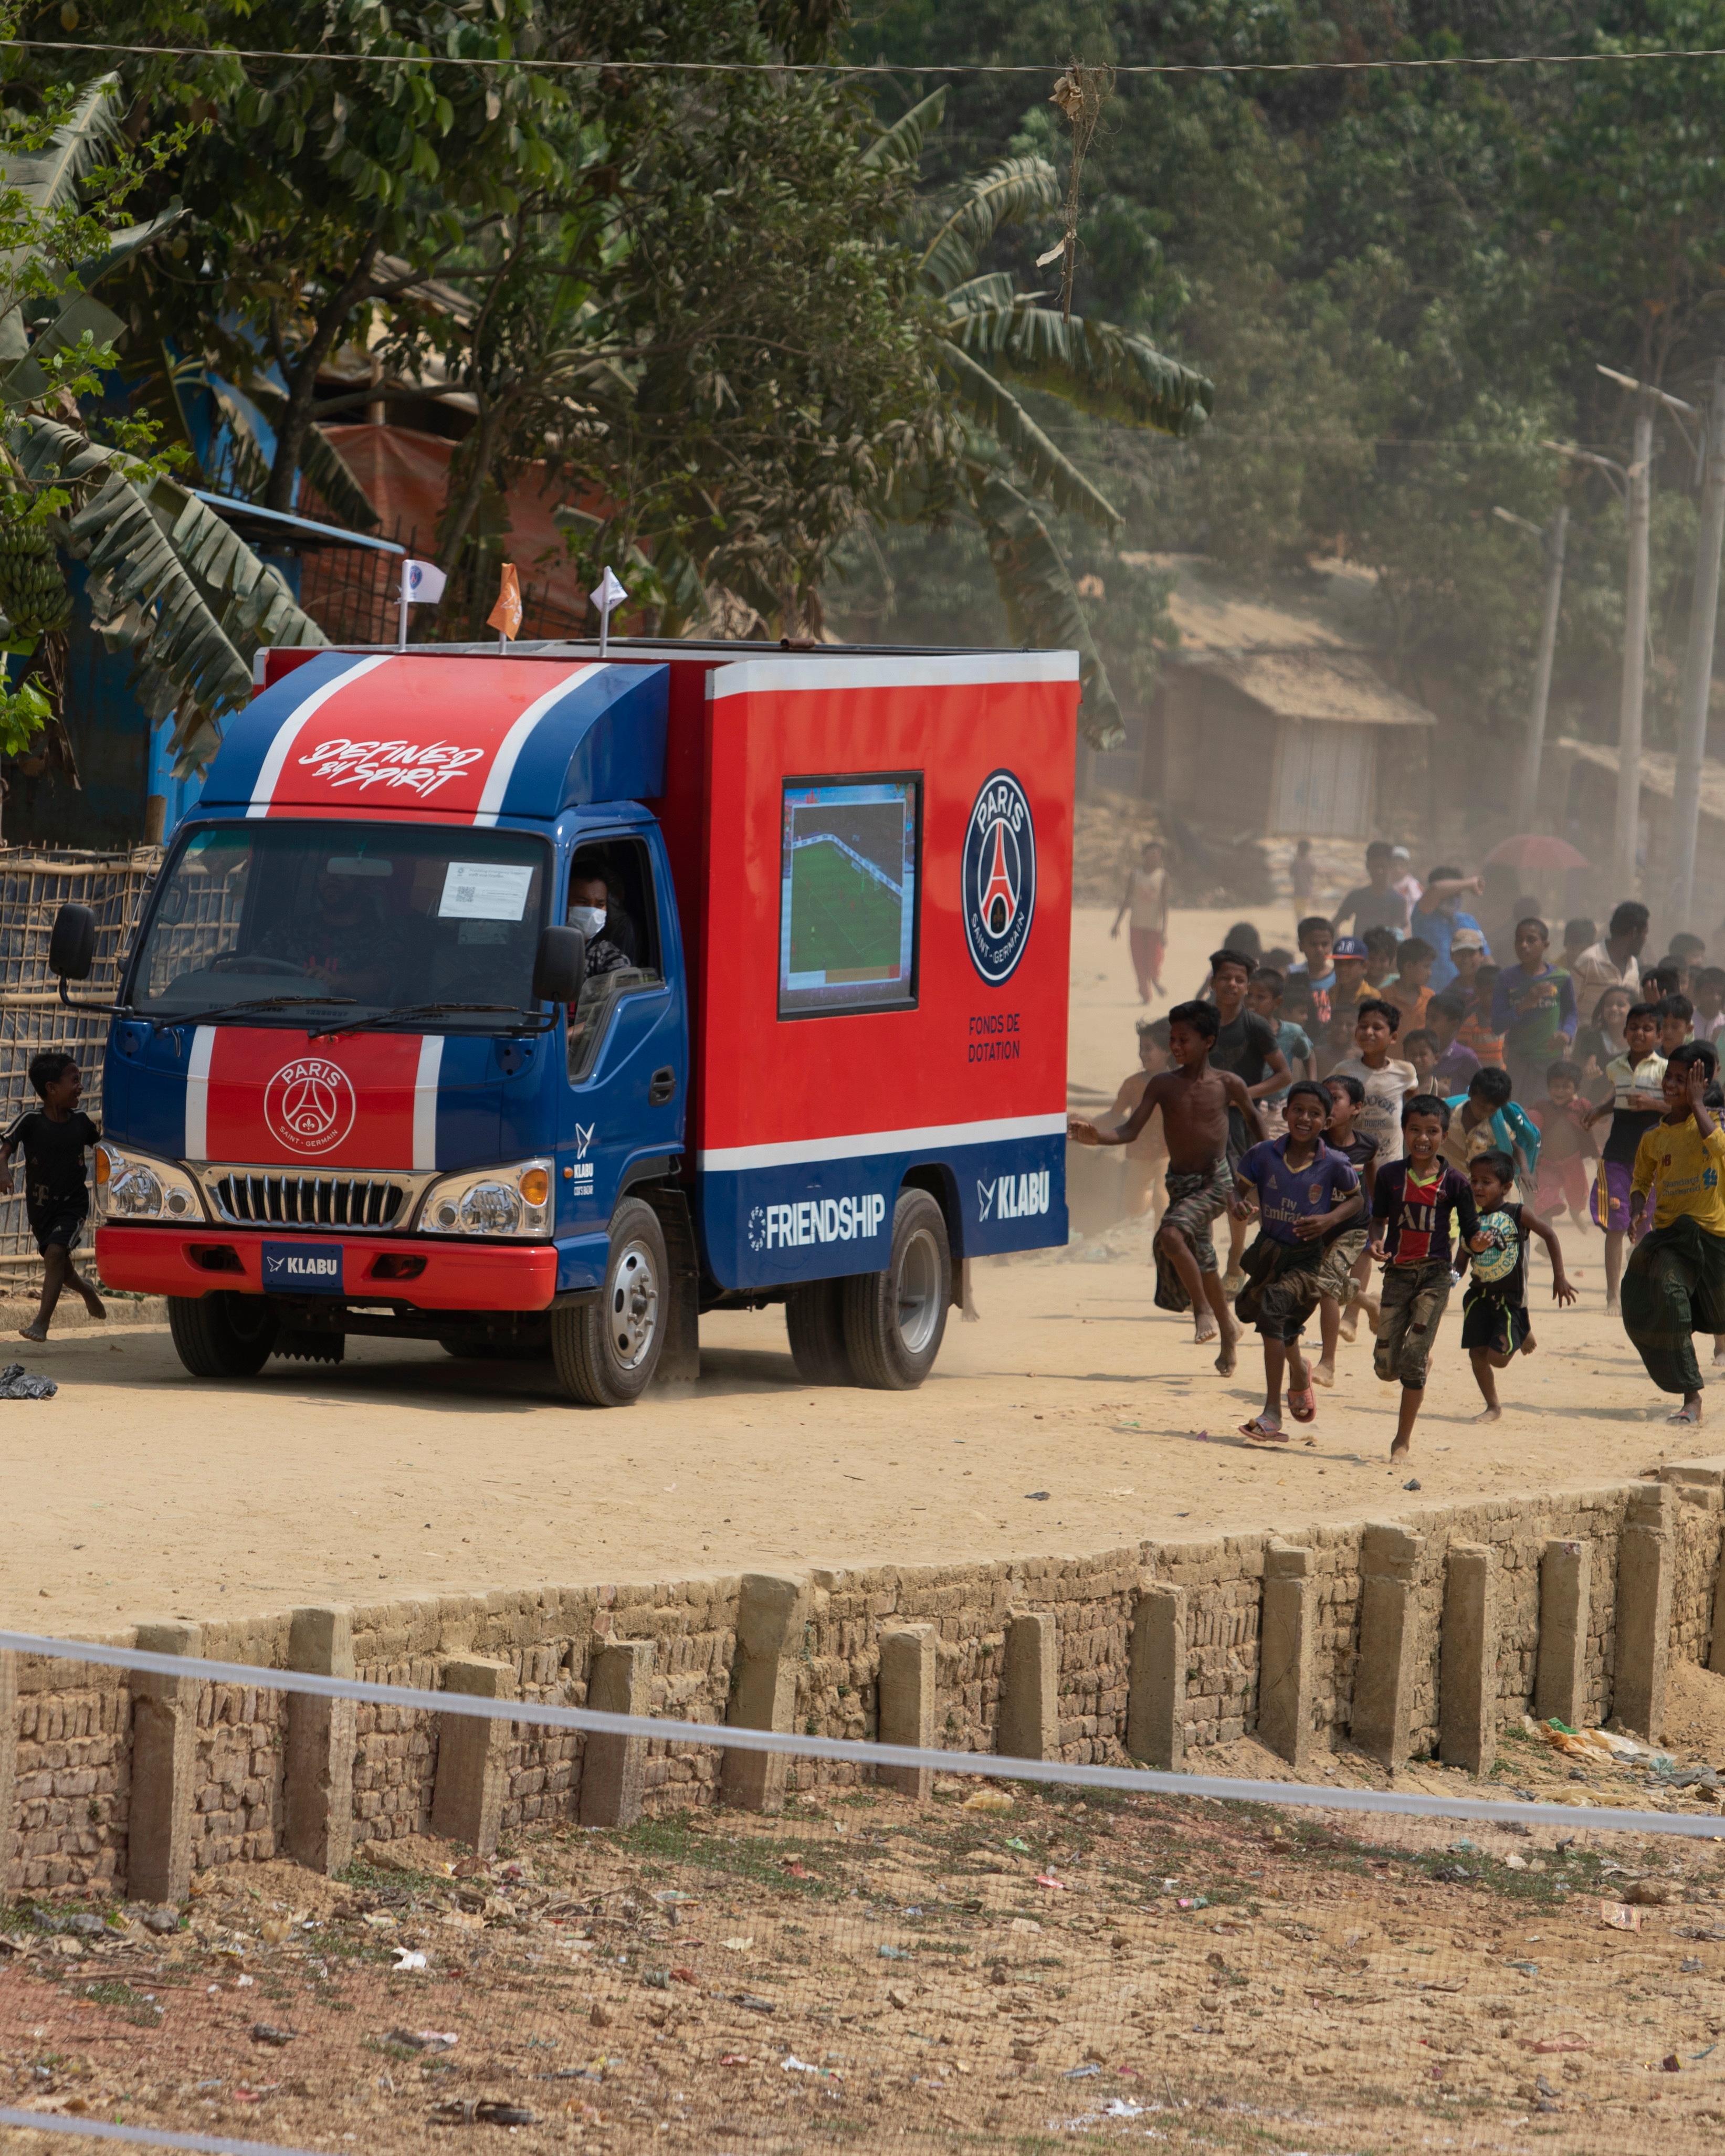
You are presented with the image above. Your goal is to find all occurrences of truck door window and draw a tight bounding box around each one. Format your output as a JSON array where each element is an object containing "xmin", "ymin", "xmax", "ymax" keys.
[{"xmin": 565, "ymin": 837, "xmax": 664, "ymax": 1081}]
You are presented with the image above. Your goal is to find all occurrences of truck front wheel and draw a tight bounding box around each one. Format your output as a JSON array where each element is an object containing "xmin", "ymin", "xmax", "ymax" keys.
[
  {"xmin": 167, "ymin": 1292, "xmax": 280, "ymax": 1378},
  {"xmin": 550, "ymin": 1197, "xmax": 668, "ymax": 1406},
  {"xmin": 841, "ymin": 1190, "xmax": 951, "ymax": 1390}
]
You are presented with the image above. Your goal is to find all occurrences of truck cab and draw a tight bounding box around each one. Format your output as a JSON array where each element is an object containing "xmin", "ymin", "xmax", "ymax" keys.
[{"xmin": 63, "ymin": 641, "xmax": 1076, "ymax": 1405}]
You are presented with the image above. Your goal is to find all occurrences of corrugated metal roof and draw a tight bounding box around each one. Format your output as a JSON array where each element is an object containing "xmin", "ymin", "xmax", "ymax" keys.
[
  {"xmin": 1186, "ymin": 647, "xmax": 1435, "ymax": 729},
  {"xmin": 1131, "ymin": 552, "xmax": 1435, "ymax": 729},
  {"xmin": 1554, "ymin": 736, "xmax": 1725, "ymax": 827}
]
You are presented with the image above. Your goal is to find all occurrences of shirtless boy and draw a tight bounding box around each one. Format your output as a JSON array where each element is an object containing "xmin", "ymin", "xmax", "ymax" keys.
[{"xmin": 1069, "ymin": 1000, "xmax": 1263, "ymax": 1373}]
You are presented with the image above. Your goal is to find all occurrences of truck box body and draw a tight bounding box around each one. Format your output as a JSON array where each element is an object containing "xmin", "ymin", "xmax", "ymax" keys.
[{"xmin": 89, "ymin": 640, "xmax": 1076, "ymax": 1396}]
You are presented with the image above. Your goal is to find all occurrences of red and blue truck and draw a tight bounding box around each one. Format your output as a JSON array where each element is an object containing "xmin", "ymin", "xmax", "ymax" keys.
[{"xmin": 49, "ymin": 640, "xmax": 1076, "ymax": 1405}]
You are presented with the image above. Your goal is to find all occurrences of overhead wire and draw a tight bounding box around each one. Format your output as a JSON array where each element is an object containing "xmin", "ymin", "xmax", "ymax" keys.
[{"xmin": 10, "ymin": 34, "xmax": 1725, "ymax": 76}]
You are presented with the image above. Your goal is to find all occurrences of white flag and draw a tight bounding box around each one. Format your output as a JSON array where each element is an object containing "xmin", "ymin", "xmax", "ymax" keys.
[
  {"xmin": 590, "ymin": 565, "xmax": 628, "ymax": 615},
  {"xmin": 403, "ymin": 558, "xmax": 447, "ymax": 605}
]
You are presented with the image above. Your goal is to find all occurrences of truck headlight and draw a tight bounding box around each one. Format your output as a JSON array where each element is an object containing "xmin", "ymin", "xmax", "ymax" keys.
[
  {"xmin": 95, "ymin": 1143, "xmax": 205, "ymax": 1224},
  {"xmin": 417, "ymin": 1158, "xmax": 553, "ymax": 1239}
]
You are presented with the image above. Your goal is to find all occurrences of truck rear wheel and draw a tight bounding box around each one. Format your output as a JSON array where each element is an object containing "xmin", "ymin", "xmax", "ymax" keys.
[
  {"xmin": 840, "ymin": 1189, "xmax": 951, "ymax": 1390},
  {"xmin": 785, "ymin": 1278, "xmax": 854, "ymax": 1384},
  {"xmin": 551, "ymin": 1197, "xmax": 667, "ymax": 1406},
  {"xmin": 167, "ymin": 1292, "xmax": 280, "ymax": 1379}
]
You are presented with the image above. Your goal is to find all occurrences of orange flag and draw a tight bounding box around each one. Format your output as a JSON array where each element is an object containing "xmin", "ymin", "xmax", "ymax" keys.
[{"xmin": 487, "ymin": 562, "xmax": 522, "ymax": 639}]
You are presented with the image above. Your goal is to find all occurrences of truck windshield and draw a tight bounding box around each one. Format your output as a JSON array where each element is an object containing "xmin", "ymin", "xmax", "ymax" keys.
[{"xmin": 129, "ymin": 822, "xmax": 551, "ymax": 1028}]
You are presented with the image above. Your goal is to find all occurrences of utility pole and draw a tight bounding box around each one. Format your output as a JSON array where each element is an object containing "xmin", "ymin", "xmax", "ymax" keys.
[
  {"xmin": 1594, "ymin": 365, "xmax": 1700, "ymax": 901},
  {"xmin": 1670, "ymin": 356, "xmax": 1725, "ymax": 930},
  {"xmin": 1495, "ymin": 503, "xmax": 1568, "ymax": 831}
]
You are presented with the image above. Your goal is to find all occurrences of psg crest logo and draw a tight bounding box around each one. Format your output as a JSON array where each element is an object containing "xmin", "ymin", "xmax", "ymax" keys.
[
  {"xmin": 962, "ymin": 769, "xmax": 1036, "ymax": 985},
  {"xmin": 264, "ymin": 1057, "xmax": 356, "ymax": 1156}
]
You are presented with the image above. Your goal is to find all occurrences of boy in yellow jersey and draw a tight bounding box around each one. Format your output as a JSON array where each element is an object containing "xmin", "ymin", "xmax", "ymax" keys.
[{"xmin": 1622, "ymin": 1041, "xmax": 1725, "ymax": 1424}]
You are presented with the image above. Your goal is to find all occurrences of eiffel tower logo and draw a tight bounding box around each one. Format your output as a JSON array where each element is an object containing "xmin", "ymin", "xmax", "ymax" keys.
[{"xmin": 980, "ymin": 818, "xmax": 1018, "ymax": 935}]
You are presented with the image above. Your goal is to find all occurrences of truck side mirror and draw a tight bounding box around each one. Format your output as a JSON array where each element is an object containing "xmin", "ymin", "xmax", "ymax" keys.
[
  {"xmin": 533, "ymin": 923, "xmax": 585, "ymax": 1005},
  {"xmin": 49, "ymin": 903, "xmax": 95, "ymax": 982}
]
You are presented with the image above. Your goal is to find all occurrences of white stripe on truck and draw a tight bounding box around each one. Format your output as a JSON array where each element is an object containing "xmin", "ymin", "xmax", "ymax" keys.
[
  {"xmin": 184, "ymin": 1026, "xmax": 215, "ymax": 1161},
  {"xmin": 412, "ymin": 1034, "xmax": 443, "ymax": 1171},
  {"xmin": 697, "ymin": 1111, "xmax": 1067, "ymax": 1173},
  {"xmin": 470, "ymin": 664, "xmax": 599, "ymax": 827},
  {"xmin": 245, "ymin": 653, "xmax": 392, "ymax": 818}
]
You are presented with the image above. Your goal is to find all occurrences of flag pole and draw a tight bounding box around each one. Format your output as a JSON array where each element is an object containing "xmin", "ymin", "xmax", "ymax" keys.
[{"xmin": 397, "ymin": 564, "xmax": 409, "ymax": 651}]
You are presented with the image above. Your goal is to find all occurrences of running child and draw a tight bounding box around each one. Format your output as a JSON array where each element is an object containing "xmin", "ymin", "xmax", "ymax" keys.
[
  {"xmin": 1584, "ymin": 998, "xmax": 1666, "ymax": 1313},
  {"xmin": 1426, "ymin": 992, "xmax": 1482, "ymax": 1094},
  {"xmin": 1441, "ymin": 1064, "xmax": 1541, "ymax": 1192},
  {"xmin": 1457, "ymin": 961, "xmax": 1507, "ymax": 1069},
  {"xmin": 1460, "ymin": 1149, "xmax": 1577, "ymax": 1422},
  {"xmin": 1362, "ymin": 925, "xmax": 1400, "ymax": 996},
  {"xmin": 1247, "ymin": 966, "xmax": 1313, "ymax": 1139},
  {"xmin": 0, "ymin": 1050, "xmax": 106, "ymax": 1342},
  {"xmin": 1328, "ymin": 996, "xmax": 1419, "ymax": 1165},
  {"xmin": 1229, "ymin": 1080, "xmax": 1364, "ymax": 1443},
  {"xmin": 1402, "ymin": 1027, "xmax": 1439, "ymax": 1091},
  {"xmin": 1622, "ymin": 1042, "xmax": 1725, "ymax": 1425},
  {"xmin": 1368, "ymin": 1095, "xmax": 1488, "ymax": 1459},
  {"xmin": 1111, "ymin": 837, "xmax": 1170, "ymax": 1003},
  {"xmin": 1530, "ymin": 1057, "xmax": 1596, "ymax": 1234},
  {"xmin": 1104, "ymin": 1018, "xmax": 1171, "ymax": 1225},
  {"xmin": 1288, "ymin": 917, "xmax": 1337, "ymax": 1028},
  {"xmin": 1695, "ymin": 966, "xmax": 1725, "ymax": 1046},
  {"xmin": 1068, "ymin": 1001, "xmax": 1263, "ymax": 1372},
  {"xmin": 1386, "ymin": 938, "xmax": 1436, "ymax": 1032},
  {"xmin": 1314, "ymin": 1071, "xmax": 1380, "ymax": 1379}
]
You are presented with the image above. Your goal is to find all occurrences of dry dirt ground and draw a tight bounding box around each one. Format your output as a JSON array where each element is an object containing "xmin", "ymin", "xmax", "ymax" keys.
[
  {"xmin": 8, "ymin": 1710, "xmax": 1725, "ymax": 2156},
  {"xmin": 0, "ymin": 904, "xmax": 1708, "ymax": 1636}
]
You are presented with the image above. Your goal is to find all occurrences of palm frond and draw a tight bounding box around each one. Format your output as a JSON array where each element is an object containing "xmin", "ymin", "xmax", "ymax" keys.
[
  {"xmin": 917, "ymin": 155, "xmax": 1060, "ymax": 296},
  {"xmin": 75, "ymin": 200, "xmax": 186, "ymax": 292},
  {"xmin": 973, "ymin": 471, "xmax": 1121, "ymax": 749},
  {"xmin": 0, "ymin": 290, "xmax": 124, "ymax": 405},
  {"xmin": 974, "ymin": 306, "xmax": 1214, "ymax": 437},
  {"xmin": 935, "ymin": 342, "xmax": 1122, "ymax": 529},
  {"xmin": 862, "ymin": 88, "xmax": 946, "ymax": 174},
  {"xmin": 942, "ymin": 272, "xmax": 1023, "ymax": 320},
  {"xmin": 1, "ymin": 73, "xmax": 123, "ymax": 213}
]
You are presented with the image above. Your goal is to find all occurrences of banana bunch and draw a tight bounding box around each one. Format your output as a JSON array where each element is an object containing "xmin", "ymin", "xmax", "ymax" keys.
[{"xmin": 0, "ymin": 520, "xmax": 70, "ymax": 636}]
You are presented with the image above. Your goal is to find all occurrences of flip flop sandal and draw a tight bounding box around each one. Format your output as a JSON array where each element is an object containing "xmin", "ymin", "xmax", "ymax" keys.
[
  {"xmin": 1669, "ymin": 1405, "xmax": 1703, "ymax": 1424},
  {"xmin": 1289, "ymin": 1387, "xmax": 1317, "ymax": 1424},
  {"xmin": 1239, "ymin": 1419, "xmax": 1288, "ymax": 1444}
]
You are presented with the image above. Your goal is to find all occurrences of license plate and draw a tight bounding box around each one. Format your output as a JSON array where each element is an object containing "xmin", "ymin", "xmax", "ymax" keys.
[{"xmin": 260, "ymin": 1241, "xmax": 344, "ymax": 1295}]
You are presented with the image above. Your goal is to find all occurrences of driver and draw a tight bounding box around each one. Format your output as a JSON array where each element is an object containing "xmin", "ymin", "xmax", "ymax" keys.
[
  {"xmin": 568, "ymin": 873, "xmax": 630, "ymax": 980},
  {"xmin": 257, "ymin": 861, "xmax": 402, "ymax": 1002}
]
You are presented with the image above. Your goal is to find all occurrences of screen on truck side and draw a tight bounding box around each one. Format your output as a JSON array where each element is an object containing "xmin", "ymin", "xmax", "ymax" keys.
[{"xmin": 777, "ymin": 777, "xmax": 920, "ymax": 1018}]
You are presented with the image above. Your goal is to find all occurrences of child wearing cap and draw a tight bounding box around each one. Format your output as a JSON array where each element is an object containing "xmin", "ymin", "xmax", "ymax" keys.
[{"xmin": 1332, "ymin": 936, "xmax": 1371, "ymax": 1005}]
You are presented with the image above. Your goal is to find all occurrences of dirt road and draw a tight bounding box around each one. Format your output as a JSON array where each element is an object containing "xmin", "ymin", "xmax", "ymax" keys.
[{"xmin": 0, "ymin": 901, "xmax": 1694, "ymax": 1634}]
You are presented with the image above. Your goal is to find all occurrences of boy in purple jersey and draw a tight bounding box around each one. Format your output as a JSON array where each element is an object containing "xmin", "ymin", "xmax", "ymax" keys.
[{"xmin": 1228, "ymin": 1080, "xmax": 1364, "ymax": 1444}]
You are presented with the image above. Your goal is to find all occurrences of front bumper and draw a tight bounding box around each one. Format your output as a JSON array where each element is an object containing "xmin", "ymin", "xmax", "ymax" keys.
[{"xmin": 96, "ymin": 1225, "xmax": 560, "ymax": 1312}]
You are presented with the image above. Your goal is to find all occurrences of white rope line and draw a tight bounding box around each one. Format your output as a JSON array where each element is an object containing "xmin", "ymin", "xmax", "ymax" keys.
[
  {"xmin": 0, "ymin": 2110, "xmax": 321, "ymax": 2156},
  {"xmin": 1, "ymin": 1628, "xmax": 1716, "ymax": 1840},
  {"xmin": 10, "ymin": 35, "xmax": 1725, "ymax": 76}
]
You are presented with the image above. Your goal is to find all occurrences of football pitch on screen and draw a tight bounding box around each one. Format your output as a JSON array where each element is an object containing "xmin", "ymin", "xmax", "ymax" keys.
[{"xmin": 789, "ymin": 838, "xmax": 902, "ymax": 980}]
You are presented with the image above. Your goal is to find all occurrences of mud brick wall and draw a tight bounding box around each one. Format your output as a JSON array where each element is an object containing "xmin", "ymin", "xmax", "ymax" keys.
[
  {"xmin": 14, "ymin": 1668, "xmax": 129, "ymax": 1892},
  {"xmin": 7, "ymin": 1461, "xmax": 1725, "ymax": 1899},
  {"xmin": 190, "ymin": 1681, "xmax": 286, "ymax": 1871}
]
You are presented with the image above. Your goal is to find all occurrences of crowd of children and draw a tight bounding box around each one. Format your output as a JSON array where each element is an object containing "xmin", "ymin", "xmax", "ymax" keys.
[{"xmin": 1071, "ymin": 861, "xmax": 1725, "ymax": 1456}]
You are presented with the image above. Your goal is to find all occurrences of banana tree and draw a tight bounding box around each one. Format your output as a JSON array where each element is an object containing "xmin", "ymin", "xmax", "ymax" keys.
[
  {"xmin": 0, "ymin": 68, "xmax": 328, "ymax": 777},
  {"xmin": 867, "ymin": 90, "xmax": 1213, "ymax": 745}
]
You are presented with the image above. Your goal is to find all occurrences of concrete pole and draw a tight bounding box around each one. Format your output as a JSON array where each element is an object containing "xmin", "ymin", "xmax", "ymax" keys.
[
  {"xmin": 1514, "ymin": 504, "xmax": 1568, "ymax": 832},
  {"xmin": 1613, "ymin": 404, "xmax": 1654, "ymax": 900},
  {"xmin": 1670, "ymin": 358, "xmax": 1725, "ymax": 931}
]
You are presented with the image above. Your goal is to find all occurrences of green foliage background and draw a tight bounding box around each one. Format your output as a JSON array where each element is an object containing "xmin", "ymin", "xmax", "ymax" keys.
[{"xmin": 834, "ymin": 0, "xmax": 1725, "ymax": 754}]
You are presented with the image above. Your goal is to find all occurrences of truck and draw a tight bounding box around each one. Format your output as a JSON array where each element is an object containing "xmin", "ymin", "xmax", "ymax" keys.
[{"xmin": 49, "ymin": 640, "xmax": 1076, "ymax": 1406}]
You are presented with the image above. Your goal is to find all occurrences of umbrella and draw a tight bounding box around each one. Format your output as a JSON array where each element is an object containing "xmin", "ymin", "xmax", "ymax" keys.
[{"xmin": 1482, "ymin": 833, "xmax": 1590, "ymax": 875}]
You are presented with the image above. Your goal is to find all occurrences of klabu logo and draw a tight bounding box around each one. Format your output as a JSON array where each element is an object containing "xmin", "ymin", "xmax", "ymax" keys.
[
  {"xmin": 297, "ymin": 737, "xmax": 487, "ymax": 799},
  {"xmin": 264, "ymin": 1057, "xmax": 356, "ymax": 1156},
  {"xmin": 962, "ymin": 770, "xmax": 1036, "ymax": 985},
  {"xmin": 979, "ymin": 1171, "xmax": 1050, "ymax": 1221}
]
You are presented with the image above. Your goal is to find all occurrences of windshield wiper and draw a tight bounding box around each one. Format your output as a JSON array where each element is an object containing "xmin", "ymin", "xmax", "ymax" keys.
[
  {"xmin": 149, "ymin": 995, "xmax": 356, "ymax": 1036},
  {"xmin": 306, "ymin": 1001, "xmax": 525, "ymax": 1042}
]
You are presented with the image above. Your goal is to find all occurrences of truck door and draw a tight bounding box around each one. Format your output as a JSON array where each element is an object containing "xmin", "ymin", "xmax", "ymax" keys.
[{"xmin": 559, "ymin": 833, "xmax": 683, "ymax": 1242}]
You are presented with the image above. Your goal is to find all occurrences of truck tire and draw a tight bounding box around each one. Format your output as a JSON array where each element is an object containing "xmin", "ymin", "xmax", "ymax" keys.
[
  {"xmin": 840, "ymin": 1189, "xmax": 951, "ymax": 1390},
  {"xmin": 785, "ymin": 1278, "xmax": 854, "ymax": 1384},
  {"xmin": 550, "ymin": 1197, "xmax": 668, "ymax": 1406},
  {"xmin": 167, "ymin": 1292, "xmax": 280, "ymax": 1378}
]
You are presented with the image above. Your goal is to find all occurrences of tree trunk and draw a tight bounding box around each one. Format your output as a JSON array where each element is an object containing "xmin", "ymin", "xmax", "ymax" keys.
[
  {"xmin": 436, "ymin": 394, "xmax": 512, "ymax": 574},
  {"xmin": 263, "ymin": 234, "xmax": 384, "ymax": 514}
]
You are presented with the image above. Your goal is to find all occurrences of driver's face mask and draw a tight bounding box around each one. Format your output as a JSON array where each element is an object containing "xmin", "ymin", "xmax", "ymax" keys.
[{"xmin": 569, "ymin": 904, "xmax": 607, "ymax": 940}]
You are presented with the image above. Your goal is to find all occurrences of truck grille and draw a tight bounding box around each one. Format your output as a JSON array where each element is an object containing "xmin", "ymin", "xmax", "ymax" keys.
[{"xmin": 211, "ymin": 1172, "xmax": 410, "ymax": 1232}]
